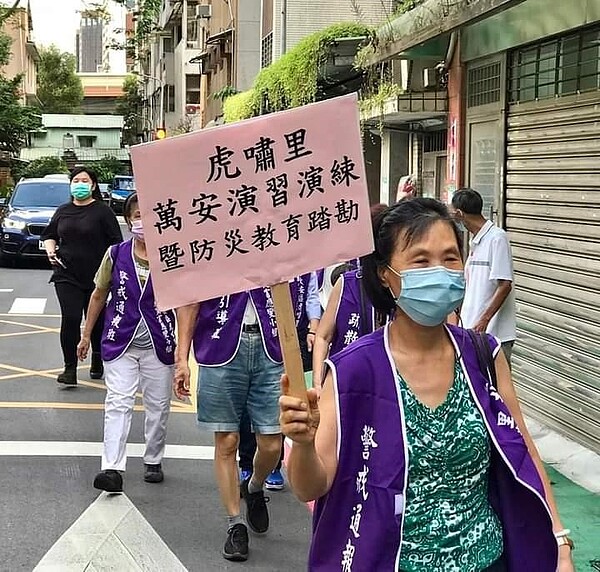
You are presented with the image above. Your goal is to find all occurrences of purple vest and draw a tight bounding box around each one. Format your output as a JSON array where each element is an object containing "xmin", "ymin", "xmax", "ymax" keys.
[
  {"xmin": 193, "ymin": 277, "xmax": 309, "ymax": 367},
  {"xmin": 330, "ymin": 270, "xmax": 375, "ymax": 356},
  {"xmin": 102, "ymin": 240, "xmax": 176, "ymax": 365},
  {"xmin": 310, "ymin": 325, "xmax": 557, "ymax": 572}
]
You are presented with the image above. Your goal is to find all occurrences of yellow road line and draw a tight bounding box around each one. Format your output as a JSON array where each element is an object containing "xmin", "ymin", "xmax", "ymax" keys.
[
  {"xmin": 0, "ymin": 319, "xmax": 57, "ymax": 331},
  {"xmin": 0, "ymin": 329, "xmax": 60, "ymax": 338},
  {"xmin": 0, "ymin": 362, "xmax": 193, "ymax": 411},
  {"xmin": 0, "ymin": 401, "xmax": 194, "ymax": 413},
  {"xmin": 0, "ymin": 313, "xmax": 61, "ymax": 318}
]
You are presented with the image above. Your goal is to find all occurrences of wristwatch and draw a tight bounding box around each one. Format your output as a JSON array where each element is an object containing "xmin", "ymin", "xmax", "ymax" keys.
[{"xmin": 557, "ymin": 536, "xmax": 574, "ymax": 550}]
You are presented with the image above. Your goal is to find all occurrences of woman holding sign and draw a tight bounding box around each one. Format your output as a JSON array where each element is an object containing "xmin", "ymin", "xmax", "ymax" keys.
[{"xmin": 280, "ymin": 198, "xmax": 574, "ymax": 571}]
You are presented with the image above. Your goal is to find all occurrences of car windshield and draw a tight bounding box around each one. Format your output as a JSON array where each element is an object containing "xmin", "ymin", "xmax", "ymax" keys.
[
  {"xmin": 11, "ymin": 182, "xmax": 71, "ymax": 208},
  {"xmin": 114, "ymin": 177, "xmax": 134, "ymax": 190}
]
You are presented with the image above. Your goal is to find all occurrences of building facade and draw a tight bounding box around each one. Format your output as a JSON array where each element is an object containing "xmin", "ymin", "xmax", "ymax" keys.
[
  {"xmin": 1, "ymin": 6, "xmax": 39, "ymax": 105},
  {"xmin": 76, "ymin": 13, "xmax": 107, "ymax": 73},
  {"xmin": 20, "ymin": 114, "xmax": 129, "ymax": 165},
  {"xmin": 372, "ymin": 0, "xmax": 600, "ymax": 453},
  {"xmin": 78, "ymin": 73, "xmax": 126, "ymax": 115}
]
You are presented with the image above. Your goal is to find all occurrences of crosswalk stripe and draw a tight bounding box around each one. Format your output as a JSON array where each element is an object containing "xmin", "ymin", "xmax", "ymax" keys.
[
  {"xmin": 0, "ymin": 441, "xmax": 214, "ymax": 460},
  {"xmin": 34, "ymin": 492, "xmax": 188, "ymax": 571},
  {"xmin": 8, "ymin": 297, "xmax": 47, "ymax": 314}
]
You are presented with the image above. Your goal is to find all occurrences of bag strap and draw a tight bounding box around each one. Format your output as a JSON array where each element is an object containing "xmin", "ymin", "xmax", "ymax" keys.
[
  {"xmin": 357, "ymin": 272, "xmax": 369, "ymax": 337},
  {"xmin": 467, "ymin": 329, "xmax": 498, "ymax": 387}
]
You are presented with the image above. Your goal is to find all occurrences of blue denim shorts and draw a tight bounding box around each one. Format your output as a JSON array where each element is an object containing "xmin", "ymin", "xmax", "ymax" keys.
[{"xmin": 197, "ymin": 332, "xmax": 283, "ymax": 434}]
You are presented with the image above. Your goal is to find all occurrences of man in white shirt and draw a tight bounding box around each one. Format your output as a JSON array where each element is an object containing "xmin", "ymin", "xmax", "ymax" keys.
[{"xmin": 451, "ymin": 188, "xmax": 517, "ymax": 364}]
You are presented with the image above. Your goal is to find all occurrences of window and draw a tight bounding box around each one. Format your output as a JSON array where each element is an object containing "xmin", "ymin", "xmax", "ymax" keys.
[
  {"xmin": 509, "ymin": 26, "xmax": 600, "ymax": 103},
  {"xmin": 467, "ymin": 62, "xmax": 502, "ymax": 108},
  {"xmin": 261, "ymin": 32, "xmax": 273, "ymax": 69},
  {"xmin": 78, "ymin": 135, "xmax": 95, "ymax": 148},
  {"xmin": 186, "ymin": 75, "xmax": 201, "ymax": 104}
]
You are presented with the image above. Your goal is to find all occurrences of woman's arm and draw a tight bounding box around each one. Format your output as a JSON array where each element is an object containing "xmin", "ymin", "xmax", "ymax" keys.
[
  {"xmin": 281, "ymin": 371, "xmax": 339, "ymax": 502},
  {"xmin": 312, "ymin": 279, "xmax": 342, "ymax": 388},
  {"xmin": 173, "ymin": 303, "xmax": 200, "ymax": 399},
  {"xmin": 104, "ymin": 207, "xmax": 123, "ymax": 245},
  {"xmin": 77, "ymin": 287, "xmax": 110, "ymax": 360},
  {"xmin": 495, "ymin": 351, "xmax": 574, "ymax": 569}
]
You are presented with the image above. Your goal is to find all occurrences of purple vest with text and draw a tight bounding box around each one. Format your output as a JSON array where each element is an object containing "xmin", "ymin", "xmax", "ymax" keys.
[
  {"xmin": 102, "ymin": 240, "xmax": 176, "ymax": 365},
  {"xmin": 193, "ymin": 278, "xmax": 309, "ymax": 367},
  {"xmin": 309, "ymin": 325, "xmax": 558, "ymax": 572},
  {"xmin": 330, "ymin": 270, "xmax": 375, "ymax": 356}
]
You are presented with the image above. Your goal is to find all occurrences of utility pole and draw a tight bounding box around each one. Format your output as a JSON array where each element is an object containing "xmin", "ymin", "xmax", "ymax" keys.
[{"xmin": 281, "ymin": 0, "xmax": 286, "ymax": 55}]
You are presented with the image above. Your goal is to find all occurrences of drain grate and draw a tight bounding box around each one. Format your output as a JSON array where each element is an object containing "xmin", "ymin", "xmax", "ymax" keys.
[{"xmin": 591, "ymin": 560, "xmax": 600, "ymax": 571}]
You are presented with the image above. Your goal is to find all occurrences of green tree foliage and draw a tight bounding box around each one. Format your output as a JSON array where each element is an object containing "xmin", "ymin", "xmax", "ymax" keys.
[
  {"xmin": 0, "ymin": 3, "xmax": 42, "ymax": 156},
  {"xmin": 37, "ymin": 46, "xmax": 84, "ymax": 113},
  {"xmin": 223, "ymin": 22, "xmax": 373, "ymax": 123},
  {"xmin": 115, "ymin": 75, "xmax": 143, "ymax": 146},
  {"xmin": 93, "ymin": 155, "xmax": 126, "ymax": 184},
  {"xmin": 14, "ymin": 156, "xmax": 68, "ymax": 180}
]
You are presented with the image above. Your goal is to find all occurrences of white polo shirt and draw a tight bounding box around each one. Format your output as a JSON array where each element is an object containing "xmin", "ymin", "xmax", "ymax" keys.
[{"xmin": 461, "ymin": 220, "xmax": 517, "ymax": 342}]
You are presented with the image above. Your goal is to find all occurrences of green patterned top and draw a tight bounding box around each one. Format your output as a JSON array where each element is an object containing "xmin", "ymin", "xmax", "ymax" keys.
[{"xmin": 397, "ymin": 362, "xmax": 504, "ymax": 572}]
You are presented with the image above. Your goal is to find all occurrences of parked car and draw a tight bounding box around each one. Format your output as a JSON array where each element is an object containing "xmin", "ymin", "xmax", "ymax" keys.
[
  {"xmin": 109, "ymin": 175, "xmax": 135, "ymax": 214},
  {"xmin": 0, "ymin": 178, "xmax": 71, "ymax": 265},
  {"xmin": 99, "ymin": 183, "xmax": 111, "ymax": 204}
]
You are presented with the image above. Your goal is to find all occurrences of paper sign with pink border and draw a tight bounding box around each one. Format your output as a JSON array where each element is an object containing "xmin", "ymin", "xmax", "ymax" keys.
[{"xmin": 130, "ymin": 93, "xmax": 374, "ymax": 311}]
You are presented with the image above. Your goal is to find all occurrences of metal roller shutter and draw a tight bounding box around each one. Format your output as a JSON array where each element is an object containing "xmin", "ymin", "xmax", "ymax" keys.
[{"xmin": 505, "ymin": 95, "xmax": 600, "ymax": 453}]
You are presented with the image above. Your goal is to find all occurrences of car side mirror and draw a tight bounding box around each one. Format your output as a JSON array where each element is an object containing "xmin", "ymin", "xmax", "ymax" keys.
[{"xmin": 0, "ymin": 197, "xmax": 7, "ymax": 207}]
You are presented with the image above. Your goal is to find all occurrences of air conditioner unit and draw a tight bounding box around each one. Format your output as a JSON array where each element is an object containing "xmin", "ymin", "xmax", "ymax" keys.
[{"xmin": 196, "ymin": 5, "xmax": 211, "ymax": 19}]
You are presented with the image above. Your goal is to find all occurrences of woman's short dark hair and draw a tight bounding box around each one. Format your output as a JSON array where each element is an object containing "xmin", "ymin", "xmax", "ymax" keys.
[
  {"xmin": 70, "ymin": 166, "xmax": 103, "ymax": 201},
  {"xmin": 451, "ymin": 188, "xmax": 483, "ymax": 215},
  {"xmin": 362, "ymin": 197, "xmax": 464, "ymax": 314},
  {"xmin": 123, "ymin": 192, "xmax": 138, "ymax": 222}
]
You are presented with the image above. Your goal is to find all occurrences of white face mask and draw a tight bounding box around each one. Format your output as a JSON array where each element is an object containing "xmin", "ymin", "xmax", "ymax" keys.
[{"xmin": 130, "ymin": 219, "xmax": 144, "ymax": 241}]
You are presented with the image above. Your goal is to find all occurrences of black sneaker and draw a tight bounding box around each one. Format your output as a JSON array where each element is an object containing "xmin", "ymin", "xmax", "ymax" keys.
[
  {"xmin": 57, "ymin": 365, "xmax": 77, "ymax": 385},
  {"xmin": 240, "ymin": 478, "xmax": 270, "ymax": 534},
  {"xmin": 93, "ymin": 470, "xmax": 123, "ymax": 493},
  {"xmin": 144, "ymin": 463, "xmax": 164, "ymax": 483},
  {"xmin": 222, "ymin": 523, "xmax": 249, "ymax": 562},
  {"xmin": 90, "ymin": 352, "xmax": 104, "ymax": 380}
]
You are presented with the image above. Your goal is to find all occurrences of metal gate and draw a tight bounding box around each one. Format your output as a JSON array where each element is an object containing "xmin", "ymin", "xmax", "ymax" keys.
[{"xmin": 505, "ymin": 94, "xmax": 600, "ymax": 453}]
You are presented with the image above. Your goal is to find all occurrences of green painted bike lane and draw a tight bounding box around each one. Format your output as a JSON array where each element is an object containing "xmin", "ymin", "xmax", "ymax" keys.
[{"xmin": 547, "ymin": 466, "xmax": 600, "ymax": 571}]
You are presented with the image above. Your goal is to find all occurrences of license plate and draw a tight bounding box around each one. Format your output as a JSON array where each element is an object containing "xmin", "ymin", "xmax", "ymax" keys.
[{"xmin": 39, "ymin": 240, "xmax": 45, "ymax": 250}]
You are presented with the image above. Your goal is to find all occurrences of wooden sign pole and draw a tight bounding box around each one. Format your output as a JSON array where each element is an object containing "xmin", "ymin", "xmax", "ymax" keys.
[{"xmin": 270, "ymin": 281, "xmax": 307, "ymax": 399}]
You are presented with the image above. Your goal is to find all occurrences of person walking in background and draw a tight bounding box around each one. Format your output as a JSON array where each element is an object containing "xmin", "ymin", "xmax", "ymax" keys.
[
  {"xmin": 313, "ymin": 203, "xmax": 388, "ymax": 387},
  {"xmin": 42, "ymin": 167, "xmax": 122, "ymax": 385},
  {"xmin": 238, "ymin": 272, "xmax": 321, "ymax": 491},
  {"xmin": 174, "ymin": 285, "xmax": 298, "ymax": 563},
  {"xmin": 451, "ymin": 188, "xmax": 517, "ymax": 364},
  {"xmin": 77, "ymin": 193, "xmax": 176, "ymax": 492},
  {"xmin": 281, "ymin": 198, "xmax": 574, "ymax": 572}
]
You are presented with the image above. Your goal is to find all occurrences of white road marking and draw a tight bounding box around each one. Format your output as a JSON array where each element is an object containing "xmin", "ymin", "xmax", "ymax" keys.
[
  {"xmin": 0, "ymin": 289, "xmax": 14, "ymax": 293},
  {"xmin": 8, "ymin": 297, "xmax": 47, "ymax": 314},
  {"xmin": 0, "ymin": 441, "xmax": 214, "ymax": 460},
  {"xmin": 34, "ymin": 492, "xmax": 188, "ymax": 571}
]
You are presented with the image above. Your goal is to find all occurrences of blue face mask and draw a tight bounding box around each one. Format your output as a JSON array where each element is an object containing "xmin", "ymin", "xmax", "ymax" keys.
[
  {"xmin": 388, "ymin": 266, "xmax": 465, "ymax": 327},
  {"xmin": 70, "ymin": 182, "xmax": 92, "ymax": 200}
]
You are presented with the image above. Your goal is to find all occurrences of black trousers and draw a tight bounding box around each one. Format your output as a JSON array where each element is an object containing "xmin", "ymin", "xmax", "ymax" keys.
[{"xmin": 54, "ymin": 282, "xmax": 104, "ymax": 366}]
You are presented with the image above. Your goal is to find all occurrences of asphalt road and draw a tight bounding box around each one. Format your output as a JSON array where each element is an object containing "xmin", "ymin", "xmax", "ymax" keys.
[{"xmin": 0, "ymin": 258, "xmax": 311, "ymax": 571}]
